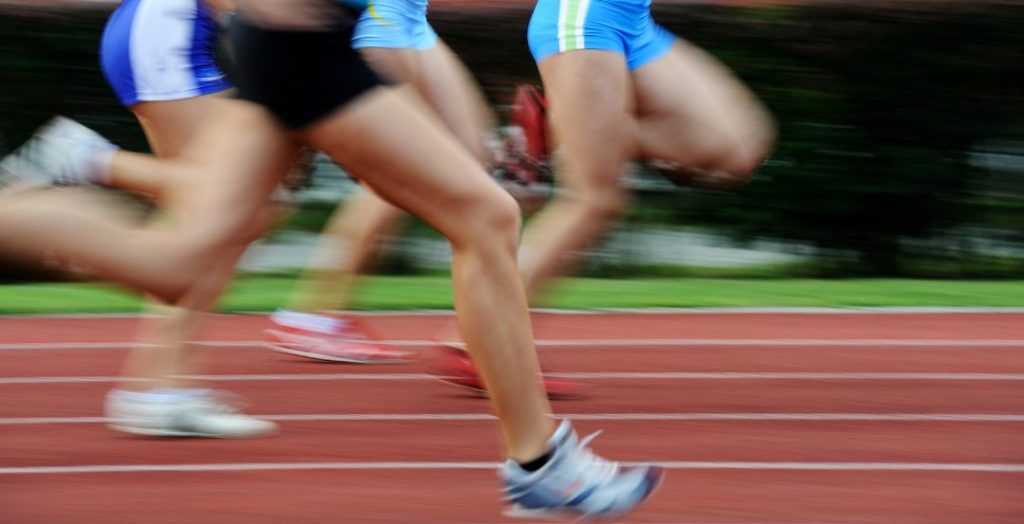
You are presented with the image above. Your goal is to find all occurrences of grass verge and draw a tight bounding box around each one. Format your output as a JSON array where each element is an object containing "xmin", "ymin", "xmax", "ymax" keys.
[{"xmin": 2, "ymin": 275, "xmax": 1024, "ymax": 314}]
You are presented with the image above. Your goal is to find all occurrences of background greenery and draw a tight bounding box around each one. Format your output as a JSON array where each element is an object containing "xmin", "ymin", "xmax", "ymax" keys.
[{"xmin": 2, "ymin": 1, "xmax": 1024, "ymax": 282}]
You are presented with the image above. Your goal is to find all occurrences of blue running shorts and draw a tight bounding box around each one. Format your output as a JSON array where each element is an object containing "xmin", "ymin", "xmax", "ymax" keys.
[
  {"xmin": 528, "ymin": 0, "xmax": 675, "ymax": 70},
  {"xmin": 100, "ymin": 0, "xmax": 230, "ymax": 107},
  {"xmin": 353, "ymin": 0, "xmax": 438, "ymax": 51}
]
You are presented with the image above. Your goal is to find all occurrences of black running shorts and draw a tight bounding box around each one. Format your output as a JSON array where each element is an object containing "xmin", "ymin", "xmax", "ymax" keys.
[{"xmin": 230, "ymin": 2, "xmax": 384, "ymax": 130}]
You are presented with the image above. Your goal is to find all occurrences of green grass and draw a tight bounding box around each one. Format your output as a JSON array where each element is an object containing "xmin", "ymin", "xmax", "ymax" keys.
[{"xmin": 3, "ymin": 275, "xmax": 1024, "ymax": 314}]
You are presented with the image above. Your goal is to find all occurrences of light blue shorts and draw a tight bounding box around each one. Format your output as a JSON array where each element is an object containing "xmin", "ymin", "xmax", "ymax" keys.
[
  {"xmin": 353, "ymin": 0, "xmax": 438, "ymax": 51},
  {"xmin": 100, "ymin": 0, "xmax": 230, "ymax": 107},
  {"xmin": 528, "ymin": 0, "xmax": 675, "ymax": 70}
]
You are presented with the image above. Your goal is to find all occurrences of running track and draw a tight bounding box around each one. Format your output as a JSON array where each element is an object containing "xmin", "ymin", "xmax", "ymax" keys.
[{"xmin": 2, "ymin": 311, "xmax": 1023, "ymax": 523}]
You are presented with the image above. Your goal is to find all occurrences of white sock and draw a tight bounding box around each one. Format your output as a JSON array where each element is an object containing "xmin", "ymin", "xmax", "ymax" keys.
[
  {"xmin": 271, "ymin": 309, "xmax": 346, "ymax": 334},
  {"xmin": 85, "ymin": 146, "xmax": 117, "ymax": 185},
  {"xmin": 109, "ymin": 387, "xmax": 209, "ymax": 403}
]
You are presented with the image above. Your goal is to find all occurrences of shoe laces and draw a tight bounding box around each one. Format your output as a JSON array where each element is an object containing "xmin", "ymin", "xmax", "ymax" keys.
[
  {"xmin": 190, "ymin": 390, "xmax": 249, "ymax": 415},
  {"xmin": 567, "ymin": 430, "xmax": 621, "ymax": 488}
]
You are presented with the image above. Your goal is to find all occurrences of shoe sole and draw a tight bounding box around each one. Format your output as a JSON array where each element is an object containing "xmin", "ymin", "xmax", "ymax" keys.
[
  {"xmin": 107, "ymin": 423, "xmax": 277, "ymax": 439},
  {"xmin": 432, "ymin": 374, "xmax": 489, "ymax": 397},
  {"xmin": 264, "ymin": 341, "xmax": 411, "ymax": 364},
  {"xmin": 503, "ymin": 467, "xmax": 665, "ymax": 522},
  {"xmin": 430, "ymin": 345, "xmax": 592, "ymax": 400},
  {"xmin": 433, "ymin": 372, "xmax": 592, "ymax": 401}
]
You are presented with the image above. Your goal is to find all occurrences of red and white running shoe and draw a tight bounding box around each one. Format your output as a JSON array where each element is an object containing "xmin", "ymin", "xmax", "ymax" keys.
[
  {"xmin": 511, "ymin": 84, "xmax": 550, "ymax": 166},
  {"xmin": 427, "ymin": 344, "xmax": 590, "ymax": 400},
  {"xmin": 493, "ymin": 84, "xmax": 554, "ymax": 213},
  {"xmin": 265, "ymin": 310, "xmax": 411, "ymax": 364}
]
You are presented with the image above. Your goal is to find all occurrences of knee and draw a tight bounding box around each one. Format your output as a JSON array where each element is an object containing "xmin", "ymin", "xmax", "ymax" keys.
[
  {"xmin": 455, "ymin": 188, "xmax": 522, "ymax": 253},
  {"xmin": 717, "ymin": 108, "xmax": 777, "ymax": 179},
  {"xmin": 682, "ymin": 120, "xmax": 774, "ymax": 188}
]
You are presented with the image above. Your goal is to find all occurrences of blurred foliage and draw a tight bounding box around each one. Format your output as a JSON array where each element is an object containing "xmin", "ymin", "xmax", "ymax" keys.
[
  {"xmin": 0, "ymin": 5, "xmax": 148, "ymax": 154},
  {"xmin": 3, "ymin": 2, "xmax": 1024, "ymax": 277}
]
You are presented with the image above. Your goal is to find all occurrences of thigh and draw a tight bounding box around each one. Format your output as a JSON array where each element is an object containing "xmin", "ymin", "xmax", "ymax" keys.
[
  {"xmin": 632, "ymin": 40, "xmax": 775, "ymax": 163},
  {"xmin": 298, "ymin": 87, "xmax": 510, "ymax": 243},
  {"xmin": 170, "ymin": 100, "xmax": 299, "ymax": 241},
  {"xmin": 132, "ymin": 92, "xmax": 232, "ymax": 157},
  {"xmin": 414, "ymin": 41, "xmax": 494, "ymax": 164},
  {"xmin": 538, "ymin": 50, "xmax": 632, "ymax": 196},
  {"xmin": 358, "ymin": 46, "xmax": 423, "ymax": 86}
]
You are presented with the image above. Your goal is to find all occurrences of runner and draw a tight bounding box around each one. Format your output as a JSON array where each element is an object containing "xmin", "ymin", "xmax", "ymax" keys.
[
  {"xmin": 433, "ymin": 0, "xmax": 777, "ymax": 393},
  {"xmin": 265, "ymin": 0, "xmax": 494, "ymax": 365},
  {"xmin": 0, "ymin": 0, "xmax": 663, "ymax": 517},
  {"xmin": 0, "ymin": 0, "xmax": 278, "ymax": 437},
  {"xmin": 263, "ymin": 0, "xmax": 586, "ymax": 397}
]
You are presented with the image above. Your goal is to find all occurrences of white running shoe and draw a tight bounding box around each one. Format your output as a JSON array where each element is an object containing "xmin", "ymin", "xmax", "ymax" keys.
[
  {"xmin": 0, "ymin": 116, "xmax": 116, "ymax": 189},
  {"xmin": 105, "ymin": 389, "xmax": 277, "ymax": 438},
  {"xmin": 501, "ymin": 420, "xmax": 663, "ymax": 520}
]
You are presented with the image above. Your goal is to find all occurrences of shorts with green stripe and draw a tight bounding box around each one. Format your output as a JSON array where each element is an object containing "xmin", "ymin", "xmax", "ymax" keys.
[{"xmin": 527, "ymin": 0, "xmax": 674, "ymax": 70}]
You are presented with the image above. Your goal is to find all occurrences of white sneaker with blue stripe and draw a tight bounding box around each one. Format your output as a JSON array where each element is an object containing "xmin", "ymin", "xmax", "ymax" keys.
[
  {"xmin": 501, "ymin": 420, "xmax": 663, "ymax": 520},
  {"xmin": 0, "ymin": 117, "xmax": 115, "ymax": 190},
  {"xmin": 105, "ymin": 388, "xmax": 277, "ymax": 439}
]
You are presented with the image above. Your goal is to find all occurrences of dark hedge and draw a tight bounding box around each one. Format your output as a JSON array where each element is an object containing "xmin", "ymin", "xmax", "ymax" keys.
[{"xmin": 2, "ymin": 2, "xmax": 1023, "ymax": 276}]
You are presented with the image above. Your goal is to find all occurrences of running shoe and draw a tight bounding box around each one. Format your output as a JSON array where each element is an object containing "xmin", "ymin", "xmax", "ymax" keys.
[
  {"xmin": 428, "ymin": 344, "xmax": 590, "ymax": 400},
  {"xmin": 0, "ymin": 117, "xmax": 116, "ymax": 189},
  {"xmin": 105, "ymin": 389, "xmax": 276, "ymax": 438},
  {"xmin": 489, "ymin": 85, "xmax": 556, "ymax": 213},
  {"xmin": 502, "ymin": 420, "xmax": 664, "ymax": 520},
  {"xmin": 512, "ymin": 84, "xmax": 550, "ymax": 165},
  {"xmin": 265, "ymin": 310, "xmax": 411, "ymax": 364}
]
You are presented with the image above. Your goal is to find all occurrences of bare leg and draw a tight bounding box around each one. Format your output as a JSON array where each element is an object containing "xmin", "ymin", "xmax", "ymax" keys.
[
  {"xmin": 286, "ymin": 184, "xmax": 405, "ymax": 312},
  {"xmin": 116, "ymin": 244, "xmax": 247, "ymax": 390},
  {"xmin": 108, "ymin": 93, "xmax": 232, "ymax": 201},
  {"xmin": 521, "ymin": 41, "xmax": 776, "ymax": 299},
  {"xmin": 416, "ymin": 41, "xmax": 496, "ymax": 167},
  {"xmin": 519, "ymin": 51, "xmax": 632, "ymax": 299},
  {"xmin": 0, "ymin": 101, "xmax": 295, "ymax": 304},
  {"xmin": 300, "ymin": 87, "xmax": 554, "ymax": 460},
  {"xmin": 287, "ymin": 43, "xmax": 496, "ymax": 315},
  {"xmin": 630, "ymin": 40, "xmax": 776, "ymax": 184},
  {"xmin": 114, "ymin": 92, "xmax": 245, "ymax": 391}
]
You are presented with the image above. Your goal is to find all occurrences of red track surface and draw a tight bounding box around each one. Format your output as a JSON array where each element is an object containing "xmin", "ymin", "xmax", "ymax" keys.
[{"xmin": 2, "ymin": 311, "xmax": 1024, "ymax": 523}]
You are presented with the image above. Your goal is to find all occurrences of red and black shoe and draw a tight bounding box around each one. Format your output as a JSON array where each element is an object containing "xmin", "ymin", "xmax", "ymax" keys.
[
  {"xmin": 493, "ymin": 84, "xmax": 555, "ymax": 213},
  {"xmin": 427, "ymin": 344, "xmax": 591, "ymax": 400},
  {"xmin": 512, "ymin": 84, "xmax": 550, "ymax": 166}
]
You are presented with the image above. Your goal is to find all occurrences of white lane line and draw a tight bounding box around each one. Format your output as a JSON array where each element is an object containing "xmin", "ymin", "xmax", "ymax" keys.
[
  {"xmin": 550, "ymin": 372, "xmax": 1024, "ymax": 380},
  {"xmin": 0, "ymin": 373, "xmax": 427, "ymax": 384},
  {"xmin": 4, "ymin": 338, "xmax": 1024, "ymax": 350},
  {"xmin": 2, "ymin": 461, "xmax": 1022, "ymax": 475},
  {"xmin": 4, "ymin": 412, "xmax": 1024, "ymax": 426},
  {"xmin": 4, "ymin": 372, "xmax": 1024, "ymax": 385}
]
